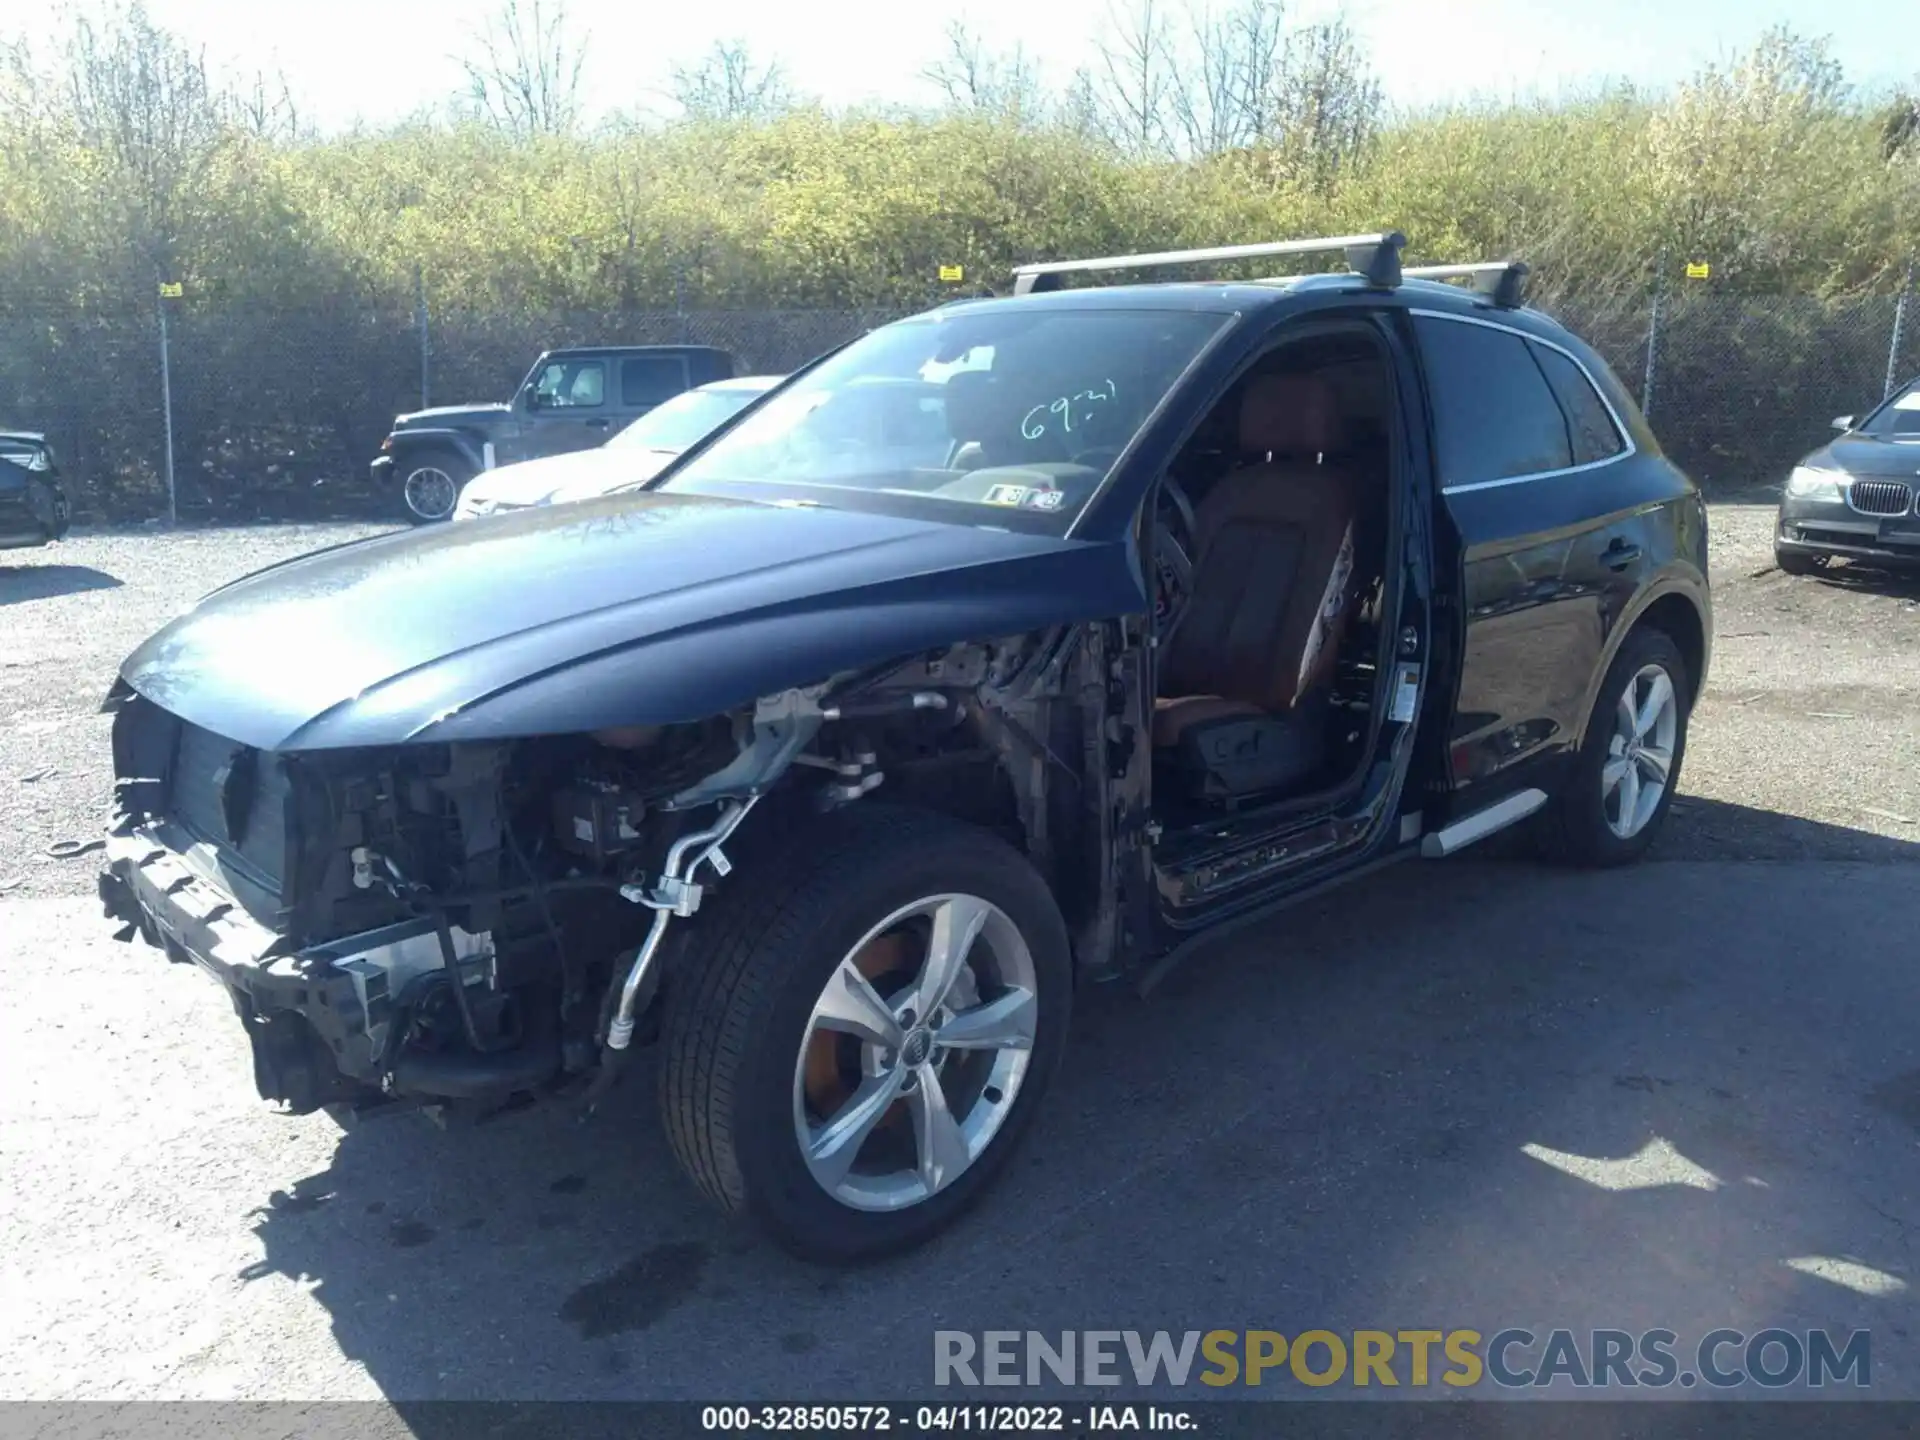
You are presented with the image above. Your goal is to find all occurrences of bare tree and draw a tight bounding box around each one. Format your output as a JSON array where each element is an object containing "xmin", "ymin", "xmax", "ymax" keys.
[
  {"xmin": 1085, "ymin": 0, "xmax": 1177, "ymax": 157},
  {"xmin": 670, "ymin": 39, "xmax": 794, "ymax": 122},
  {"xmin": 226, "ymin": 68, "xmax": 301, "ymax": 142},
  {"xmin": 458, "ymin": 0, "xmax": 586, "ymax": 138},
  {"xmin": 1168, "ymin": 0, "xmax": 1285, "ymax": 155},
  {"xmin": 1058, "ymin": 67, "xmax": 1107, "ymax": 142},
  {"xmin": 56, "ymin": 2, "xmax": 227, "ymax": 277},
  {"xmin": 923, "ymin": 20, "xmax": 1043, "ymax": 121}
]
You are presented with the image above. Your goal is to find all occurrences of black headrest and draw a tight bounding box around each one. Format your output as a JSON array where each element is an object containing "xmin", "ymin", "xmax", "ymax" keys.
[{"xmin": 943, "ymin": 371, "xmax": 996, "ymax": 441}]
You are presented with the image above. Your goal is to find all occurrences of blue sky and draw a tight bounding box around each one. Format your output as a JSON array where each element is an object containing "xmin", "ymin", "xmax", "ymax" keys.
[{"xmin": 9, "ymin": 0, "xmax": 1915, "ymax": 129}]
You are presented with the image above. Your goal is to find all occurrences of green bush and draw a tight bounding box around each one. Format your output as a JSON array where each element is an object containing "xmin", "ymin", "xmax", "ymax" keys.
[{"xmin": 0, "ymin": 16, "xmax": 1915, "ymax": 516}]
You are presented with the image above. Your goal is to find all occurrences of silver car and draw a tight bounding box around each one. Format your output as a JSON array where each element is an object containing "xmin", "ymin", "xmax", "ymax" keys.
[{"xmin": 453, "ymin": 375, "xmax": 782, "ymax": 519}]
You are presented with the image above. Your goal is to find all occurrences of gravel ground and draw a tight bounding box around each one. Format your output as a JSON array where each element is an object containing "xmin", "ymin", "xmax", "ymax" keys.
[
  {"xmin": 0, "ymin": 522, "xmax": 390, "ymax": 899},
  {"xmin": 3, "ymin": 503, "xmax": 1916, "ymax": 901},
  {"xmin": 1674, "ymin": 502, "xmax": 1920, "ymax": 858}
]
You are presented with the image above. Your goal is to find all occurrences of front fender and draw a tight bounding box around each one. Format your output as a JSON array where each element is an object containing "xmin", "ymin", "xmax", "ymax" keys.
[{"xmin": 386, "ymin": 428, "xmax": 489, "ymax": 474}]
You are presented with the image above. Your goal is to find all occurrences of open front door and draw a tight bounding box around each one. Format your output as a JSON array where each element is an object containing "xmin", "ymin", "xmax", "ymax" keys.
[{"xmin": 1138, "ymin": 311, "xmax": 1435, "ymax": 932}]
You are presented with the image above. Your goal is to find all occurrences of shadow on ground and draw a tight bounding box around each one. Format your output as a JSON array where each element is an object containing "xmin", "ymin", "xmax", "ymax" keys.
[
  {"xmin": 238, "ymin": 804, "xmax": 1920, "ymax": 1404},
  {"xmin": 1656, "ymin": 794, "xmax": 1920, "ymax": 861},
  {"xmin": 0, "ymin": 562, "xmax": 123, "ymax": 604},
  {"xmin": 1792, "ymin": 559, "xmax": 1920, "ymax": 600}
]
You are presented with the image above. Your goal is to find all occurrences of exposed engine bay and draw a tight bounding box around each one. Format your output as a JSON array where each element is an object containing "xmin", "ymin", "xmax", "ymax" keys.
[{"xmin": 98, "ymin": 624, "xmax": 1144, "ymax": 1123}]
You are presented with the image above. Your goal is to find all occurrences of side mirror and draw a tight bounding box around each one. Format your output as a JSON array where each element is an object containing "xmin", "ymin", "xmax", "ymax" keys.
[{"xmin": 1831, "ymin": 415, "xmax": 1854, "ymax": 433}]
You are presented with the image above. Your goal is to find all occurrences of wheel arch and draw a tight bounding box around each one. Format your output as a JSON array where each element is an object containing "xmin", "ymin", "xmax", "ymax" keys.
[
  {"xmin": 1635, "ymin": 591, "xmax": 1708, "ymax": 704},
  {"xmin": 1571, "ymin": 576, "xmax": 1710, "ymax": 751},
  {"xmin": 743, "ymin": 624, "xmax": 1121, "ymax": 971},
  {"xmin": 389, "ymin": 428, "xmax": 486, "ymax": 474}
]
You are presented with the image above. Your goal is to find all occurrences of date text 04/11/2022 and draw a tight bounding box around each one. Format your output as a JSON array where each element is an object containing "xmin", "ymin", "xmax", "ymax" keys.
[{"xmin": 698, "ymin": 1403, "xmax": 1195, "ymax": 1432}]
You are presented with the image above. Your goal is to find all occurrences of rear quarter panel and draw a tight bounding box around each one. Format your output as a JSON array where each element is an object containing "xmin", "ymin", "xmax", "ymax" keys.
[{"xmin": 1430, "ymin": 317, "xmax": 1709, "ymax": 807}]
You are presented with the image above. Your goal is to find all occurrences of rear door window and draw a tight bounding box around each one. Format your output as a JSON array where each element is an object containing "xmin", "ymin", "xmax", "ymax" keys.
[
  {"xmin": 1414, "ymin": 315, "xmax": 1573, "ymax": 485},
  {"xmin": 621, "ymin": 356, "xmax": 692, "ymax": 407},
  {"xmin": 1530, "ymin": 341, "xmax": 1626, "ymax": 466}
]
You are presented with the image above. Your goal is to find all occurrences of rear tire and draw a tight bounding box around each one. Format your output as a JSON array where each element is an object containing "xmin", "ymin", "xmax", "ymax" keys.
[
  {"xmin": 396, "ymin": 448, "xmax": 469, "ymax": 524},
  {"xmin": 1536, "ymin": 626, "xmax": 1691, "ymax": 868},
  {"xmin": 660, "ymin": 804, "xmax": 1072, "ymax": 1263},
  {"xmin": 1774, "ymin": 546, "xmax": 1821, "ymax": 577}
]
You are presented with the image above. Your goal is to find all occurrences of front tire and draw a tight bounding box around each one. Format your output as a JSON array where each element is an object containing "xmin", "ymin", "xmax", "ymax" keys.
[
  {"xmin": 660, "ymin": 805, "xmax": 1072, "ymax": 1262},
  {"xmin": 396, "ymin": 448, "xmax": 469, "ymax": 524},
  {"xmin": 1537, "ymin": 626, "xmax": 1691, "ymax": 867}
]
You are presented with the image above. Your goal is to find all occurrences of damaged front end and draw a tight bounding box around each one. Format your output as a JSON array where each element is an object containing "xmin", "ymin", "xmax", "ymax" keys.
[{"xmin": 98, "ymin": 626, "xmax": 1124, "ymax": 1123}]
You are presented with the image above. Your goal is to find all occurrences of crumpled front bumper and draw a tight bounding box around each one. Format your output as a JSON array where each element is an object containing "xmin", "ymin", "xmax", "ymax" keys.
[{"xmin": 98, "ymin": 820, "xmax": 499, "ymax": 1113}]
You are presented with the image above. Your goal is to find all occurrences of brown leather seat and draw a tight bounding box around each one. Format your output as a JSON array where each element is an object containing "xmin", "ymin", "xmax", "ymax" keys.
[{"xmin": 1154, "ymin": 372, "xmax": 1363, "ymax": 748}]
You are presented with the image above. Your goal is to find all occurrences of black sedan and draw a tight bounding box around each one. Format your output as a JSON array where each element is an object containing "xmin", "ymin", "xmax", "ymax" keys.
[
  {"xmin": 0, "ymin": 431, "xmax": 71, "ymax": 550},
  {"xmin": 1776, "ymin": 375, "xmax": 1920, "ymax": 574}
]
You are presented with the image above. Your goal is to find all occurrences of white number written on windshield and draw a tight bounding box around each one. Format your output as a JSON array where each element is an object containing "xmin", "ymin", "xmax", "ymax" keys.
[{"xmin": 1020, "ymin": 379, "xmax": 1117, "ymax": 441}]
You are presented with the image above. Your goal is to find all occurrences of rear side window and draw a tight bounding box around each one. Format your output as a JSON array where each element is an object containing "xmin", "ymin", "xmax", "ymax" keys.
[
  {"xmin": 1415, "ymin": 315, "xmax": 1573, "ymax": 485},
  {"xmin": 1530, "ymin": 341, "xmax": 1626, "ymax": 465},
  {"xmin": 621, "ymin": 356, "xmax": 691, "ymax": 407}
]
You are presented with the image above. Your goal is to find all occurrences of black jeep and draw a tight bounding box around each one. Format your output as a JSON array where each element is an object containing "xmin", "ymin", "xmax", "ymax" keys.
[
  {"xmin": 100, "ymin": 232, "xmax": 1710, "ymax": 1262},
  {"xmin": 373, "ymin": 345, "xmax": 735, "ymax": 523}
]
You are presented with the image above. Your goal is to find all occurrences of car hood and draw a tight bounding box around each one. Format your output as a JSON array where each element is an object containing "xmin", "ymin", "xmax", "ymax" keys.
[
  {"xmin": 456, "ymin": 447, "xmax": 677, "ymax": 513},
  {"xmin": 1804, "ymin": 435, "xmax": 1920, "ymax": 478},
  {"xmin": 120, "ymin": 492, "xmax": 1141, "ymax": 752},
  {"xmin": 395, "ymin": 403, "xmax": 512, "ymax": 429}
]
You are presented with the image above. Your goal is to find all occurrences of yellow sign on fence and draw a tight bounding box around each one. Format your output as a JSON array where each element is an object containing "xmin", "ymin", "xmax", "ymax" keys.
[
  {"xmin": 158, "ymin": 281, "xmax": 183, "ymax": 297},
  {"xmin": 938, "ymin": 264, "xmax": 965, "ymax": 283},
  {"xmin": 1684, "ymin": 261, "xmax": 1711, "ymax": 280}
]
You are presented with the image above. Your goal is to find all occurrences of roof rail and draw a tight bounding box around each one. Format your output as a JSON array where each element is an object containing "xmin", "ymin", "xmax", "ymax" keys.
[
  {"xmin": 1401, "ymin": 261, "xmax": 1530, "ymax": 309},
  {"xmin": 1010, "ymin": 232, "xmax": 1407, "ymax": 295}
]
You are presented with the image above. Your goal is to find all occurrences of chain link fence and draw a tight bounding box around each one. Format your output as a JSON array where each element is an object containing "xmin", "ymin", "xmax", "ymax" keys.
[
  {"xmin": 1621, "ymin": 288, "xmax": 1916, "ymax": 493},
  {"xmin": 2, "ymin": 279, "xmax": 1916, "ymax": 524}
]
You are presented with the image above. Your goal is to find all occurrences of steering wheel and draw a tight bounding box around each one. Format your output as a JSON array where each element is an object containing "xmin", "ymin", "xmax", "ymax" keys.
[{"xmin": 1152, "ymin": 478, "xmax": 1198, "ymax": 638}]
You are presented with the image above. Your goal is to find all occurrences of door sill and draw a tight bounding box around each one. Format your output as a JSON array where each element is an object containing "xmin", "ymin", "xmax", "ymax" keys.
[
  {"xmin": 1419, "ymin": 788, "xmax": 1547, "ymax": 857},
  {"xmin": 1137, "ymin": 846, "xmax": 1415, "ymax": 995}
]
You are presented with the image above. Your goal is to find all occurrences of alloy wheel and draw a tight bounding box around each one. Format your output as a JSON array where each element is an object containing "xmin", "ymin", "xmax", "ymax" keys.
[
  {"xmin": 791, "ymin": 893, "xmax": 1038, "ymax": 1213},
  {"xmin": 1602, "ymin": 663, "xmax": 1679, "ymax": 839},
  {"xmin": 403, "ymin": 466, "xmax": 458, "ymax": 521}
]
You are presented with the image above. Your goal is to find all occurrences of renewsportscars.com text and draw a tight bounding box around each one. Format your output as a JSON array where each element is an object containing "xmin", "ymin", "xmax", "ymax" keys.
[{"xmin": 933, "ymin": 1328, "xmax": 1871, "ymax": 1390}]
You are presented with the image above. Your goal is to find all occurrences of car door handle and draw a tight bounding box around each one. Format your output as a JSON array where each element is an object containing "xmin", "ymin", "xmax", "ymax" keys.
[
  {"xmin": 1603, "ymin": 540, "xmax": 1642, "ymax": 570},
  {"xmin": 585, "ymin": 418, "xmax": 610, "ymax": 429}
]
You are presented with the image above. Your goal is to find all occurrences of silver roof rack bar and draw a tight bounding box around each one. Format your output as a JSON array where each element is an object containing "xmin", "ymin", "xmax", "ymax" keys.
[
  {"xmin": 1402, "ymin": 261, "xmax": 1530, "ymax": 309},
  {"xmin": 1011, "ymin": 232, "xmax": 1406, "ymax": 295}
]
